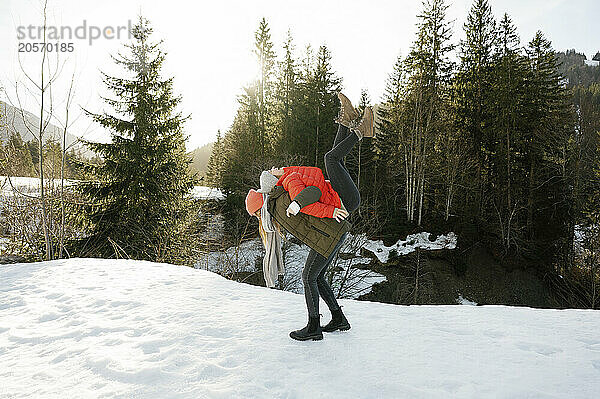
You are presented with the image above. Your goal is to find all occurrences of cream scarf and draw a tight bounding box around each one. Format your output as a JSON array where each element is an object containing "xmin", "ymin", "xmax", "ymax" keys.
[{"xmin": 260, "ymin": 192, "xmax": 284, "ymax": 288}]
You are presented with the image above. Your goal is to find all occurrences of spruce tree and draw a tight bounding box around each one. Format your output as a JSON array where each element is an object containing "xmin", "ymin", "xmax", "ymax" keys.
[
  {"xmin": 377, "ymin": 55, "xmax": 403, "ymax": 177},
  {"xmin": 273, "ymin": 30, "xmax": 299, "ymax": 157},
  {"xmin": 290, "ymin": 44, "xmax": 341, "ymax": 169},
  {"xmin": 570, "ymin": 83, "xmax": 600, "ymax": 283},
  {"xmin": 573, "ymin": 84, "xmax": 600, "ymax": 221},
  {"xmin": 400, "ymin": 0, "xmax": 454, "ymax": 225},
  {"xmin": 347, "ymin": 89, "xmax": 377, "ymax": 222},
  {"xmin": 375, "ymin": 55, "xmax": 404, "ymax": 232},
  {"xmin": 489, "ymin": 13, "xmax": 529, "ymax": 252},
  {"xmin": 311, "ymin": 45, "xmax": 342, "ymax": 170},
  {"xmin": 254, "ymin": 18, "xmax": 276, "ymax": 159},
  {"xmin": 294, "ymin": 45, "xmax": 317, "ymax": 164},
  {"xmin": 206, "ymin": 130, "xmax": 224, "ymax": 187},
  {"xmin": 3, "ymin": 132, "xmax": 36, "ymax": 177},
  {"xmin": 455, "ymin": 0, "xmax": 497, "ymax": 220},
  {"xmin": 347, "ymin": 89, "xmax": 376, "ymax": 197},
  {"xmin": 77, "ymin": 17, "xmax": 195, "ymax": 261},
  {"xmin": 523, "ymin": 30, "xmax": 575, "ymax": 262}
]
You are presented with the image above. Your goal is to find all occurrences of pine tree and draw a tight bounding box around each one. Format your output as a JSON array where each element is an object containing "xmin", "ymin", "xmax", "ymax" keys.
[
  {"xmin": 348, "ymin": 89, "xmax": 378, "ymax": 223},
  {"xmin": 273, "ymin": 30, "xmax": 299, "ymax": 157},
  {"xmin": 377, "ymin": 55, "xmax": 403, "ymax": 175},
  {"xmin": 490, "ymin": 13, "xmax": 529, "ymax": 251},
  {"xmin": 2, "ymin": 132, "xmax": 36, "ymax": 177},
  {"xmin": 254, "ymin": 18, "xmax": 276, "ymax": 159},
  {"xmin": 77, "ymin": 17, "xmax": 195, "ymax": 261},
  {"xmin": 26, "ymin": 140, "xmax": 40, "ymax": 170},
  {"xmin": 523, "ymin": 30, "xmax": 575, "ymax": 262},
  {"xmin": 346, "ymin": 89, "xmax": 375, "ymax": 194},
  {"xmin": 206, "ymin": 129, "xmax": 224, "ymax": 187},
  {"xmin": 311, "ymin": 45, "xmax": 342, "ymax": 169},
  {"xmin": 375, "ymin": 56, "xmax": 404, "ymax": 231},
  {"xmin": 400, "ymin": 0, "xmax": 454, "ymax": 225},
  {"xmin": 573, "ymin": 84, "xmax": 600, "ymax": 221},
  {"xmin": 291, "ymin": 44, "xmax": 342, "ymax": 169},
  {"xmin": 455, "ymin": 0, "xmax": 497, "ymax": 220},
  {"xmin": 293, "ymin": 44, "xmax": 317, "ymax": 164}
]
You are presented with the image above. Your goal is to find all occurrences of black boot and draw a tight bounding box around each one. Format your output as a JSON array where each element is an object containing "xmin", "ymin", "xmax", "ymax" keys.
[
  {"xmin": 289, "ymin": 315, "xmax": 323, "ymax": 341},
  {"xmin": 322, "ymin": 306, "xmax": 351, "ymax": 332}
]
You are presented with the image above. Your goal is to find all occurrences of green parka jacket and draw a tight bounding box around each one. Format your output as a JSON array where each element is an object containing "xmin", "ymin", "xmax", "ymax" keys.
[{"xmin": 266, "ymin": 185, "xmax": 351, "ymax": 258}]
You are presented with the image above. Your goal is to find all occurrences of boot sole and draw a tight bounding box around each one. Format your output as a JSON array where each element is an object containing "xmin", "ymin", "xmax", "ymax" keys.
[
  {"xmin": 356, "ymin": 108, "xmax": 374, "ymax": 138},
  {"xmin": 289, "ymin": 332, "xmax": 323, "ymax": 341},
  {"xmin": 322, "ymin": 324, "xmax": 351, "ymax": 333},
  {"xmin": 364, "ymin": 114, "xmax": 374, "ymax": 138},
  {"xmin": 337, "ymin": 93, "xmax": 359, "ymax": 125}
]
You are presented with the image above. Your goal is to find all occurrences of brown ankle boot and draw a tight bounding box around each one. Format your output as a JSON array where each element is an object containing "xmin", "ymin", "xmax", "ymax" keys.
[
  {"xmin": 352, "ymin": 107, "xmax": 374, "ymax": 139},
  {"xmin": 335, "ymin": 92, "xmax": 359, "ymax": 128}
]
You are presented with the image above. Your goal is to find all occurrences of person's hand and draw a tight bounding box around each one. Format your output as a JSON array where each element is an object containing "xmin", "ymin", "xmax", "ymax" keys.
[
  {"xmin": 286, "ymin": 201, "xmax": 300, "ymax": 217},
  {"xmin": 270, "ymin": 166, "xmax": 285, "ymax": 177},
  {"xmin": 333, "ymin": 208, "xmax": 349, "ymax": 222}
]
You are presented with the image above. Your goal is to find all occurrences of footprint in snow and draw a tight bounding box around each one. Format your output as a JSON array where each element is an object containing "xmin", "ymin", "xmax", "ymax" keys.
[
  {"xmin": 515, "ymin": 342, "xmax": 562, "ymax": 356},
  {"xmin": 585, "ymin": 342, "xmax": 600, "ymax": 352},
  {"xmin": 38, "ymin": 312, "xmax": 61, "ymax": 322},
  {"xmin": 483, "ymin": 330, "xmax": 505, "ymax": 338}
]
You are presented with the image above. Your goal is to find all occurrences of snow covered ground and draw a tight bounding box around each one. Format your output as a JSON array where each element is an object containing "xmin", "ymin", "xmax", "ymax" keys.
[
  {"xmin": 0, "ymin": 176, "xmax": 224, "ymax": 200},
  {"xmin": 456, "ymin": 294, "xmax": 478, "ymax": 306},
  {"xmin": 0, "ymin": 175, "xmax": 76, "ymax": 196},
  {"xmin": 0, "ymin": 238, "xmax": 8, "ymax": 252},
  {"xmin": 2, "ymin": 259, "xmax": 600, "ymax": 398}
]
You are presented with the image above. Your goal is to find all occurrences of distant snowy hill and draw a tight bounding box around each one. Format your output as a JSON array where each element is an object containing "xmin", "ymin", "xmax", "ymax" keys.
[{"xmin": 1, "ymin": 259, "xmax": 600, "ymax": 398}]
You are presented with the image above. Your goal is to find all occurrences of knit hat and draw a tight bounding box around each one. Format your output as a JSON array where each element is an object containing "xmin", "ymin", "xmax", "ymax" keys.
[
  {"xmin": 257, "ymin": 170, "xmax": 280, "ymax": 194},
  {"xmin": 245, "ymin": 189, "xmax": 264, "ymax": 216}
]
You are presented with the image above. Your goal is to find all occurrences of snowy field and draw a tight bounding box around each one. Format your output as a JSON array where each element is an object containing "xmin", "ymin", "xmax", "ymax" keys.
[
  {"xmin": 2, "ymin": 259, "xmax": 600, "ymax": 398},
  {"xmin": 0, "ymin": 176, "xmax": 224, "ymax": 200},
  {"xmin": 0, "ymin": 175, "xmax": 76, "ymax": 196}
]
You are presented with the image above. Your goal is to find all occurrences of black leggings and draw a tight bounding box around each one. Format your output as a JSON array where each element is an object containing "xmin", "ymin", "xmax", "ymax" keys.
[{"xmin": 302, "ymin": 124, "xmax": 360, "ymax": 318}]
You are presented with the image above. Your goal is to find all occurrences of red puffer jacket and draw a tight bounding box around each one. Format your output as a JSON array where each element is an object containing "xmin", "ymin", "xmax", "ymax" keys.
[{"xmin": 275, "ymin": 166, "xmax": 341, "ymax": 218}]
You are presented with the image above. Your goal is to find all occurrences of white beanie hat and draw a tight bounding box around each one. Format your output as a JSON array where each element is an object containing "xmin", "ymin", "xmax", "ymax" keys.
[{"xmin": 257, "ymin": 170, "xmax": 280, "ymax": 194}]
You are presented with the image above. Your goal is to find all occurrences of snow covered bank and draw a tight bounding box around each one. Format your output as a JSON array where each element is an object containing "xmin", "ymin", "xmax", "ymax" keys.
[
  {"xmin": 189, "ymin": 185, "xmax": 225, "ymax": 201},
  {"xmin": 0, "ymin": 175, "xmax": 76, "ymax": 196},
  {"xmin": 2, "ymin": 259, "xmax": 600, "ymax": 398},
  {"xmin": 362, "ymin": 231, "xmax": 457, "ymax": 263}
]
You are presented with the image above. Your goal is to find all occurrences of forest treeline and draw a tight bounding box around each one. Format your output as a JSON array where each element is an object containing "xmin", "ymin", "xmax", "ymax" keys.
[
  {"xmin": 0, "ymin": 130, "xmax": 209, "ymax": 179},
  {"xmin": 0, "ymin": 132, "xmax": 85, "ymax": 179},
  {"xmin": 206, "ymin": 0, "xmax": 600, "ymax": 303}
]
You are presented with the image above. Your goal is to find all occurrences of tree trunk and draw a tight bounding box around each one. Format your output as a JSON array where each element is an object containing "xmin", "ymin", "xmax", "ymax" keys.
[{"xmin": 38, "ymin": 8, "xmax": 51, "ymax": 261}]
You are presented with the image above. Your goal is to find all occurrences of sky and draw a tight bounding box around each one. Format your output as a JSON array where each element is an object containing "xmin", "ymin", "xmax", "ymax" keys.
[{"xmin": 0, "ymin": 0, "xmax": 598, "ymax": 150}]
